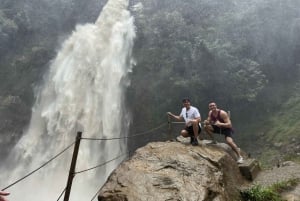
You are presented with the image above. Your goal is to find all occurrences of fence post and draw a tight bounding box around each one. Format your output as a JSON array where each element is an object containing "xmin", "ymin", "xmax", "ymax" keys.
[
  {"xmin": 167, "ymin": 114, "xmax": 172, "ymax": 140},
  {"xmin": 64, "ymin": 131, "xmax": 82, "ymax": 201}
]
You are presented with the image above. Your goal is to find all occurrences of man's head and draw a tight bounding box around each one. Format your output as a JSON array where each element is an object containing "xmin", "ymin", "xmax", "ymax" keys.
[
  {"xmin": 208, "ymin": 102, "xmax": 217, "ymax": 111},
  {"xmin": 182, "ymin": 98, "xmax": 191, "ymax": 109},
  {"xmin": 182, "ymin": 98, "xmax": 190, "ymax": 103}
]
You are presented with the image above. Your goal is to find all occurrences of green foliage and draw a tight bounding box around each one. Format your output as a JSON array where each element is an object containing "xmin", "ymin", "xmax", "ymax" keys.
[
  {"xmin": 129, "ymin": 0, "xmax": 300, "ymax": 159},
  {"xmin": 240, "ymin": 179, "xmax": 300, "ymax": 201},
  {"xmin": 241, "ymin": 185, "xmax": 281, "ymax": 201},
  {"xmin": 264, "ymin": 82, "xmax": 300, "ymax": 143},
  {"xmin": 244, "ymin": 81, "xmax": 300, "ymax": 165},
  {"xmin": 203, "ymin": 39, "xmax": 268, "ymax": 102},
  {"xmin": 283, "ymin": 154, "xmax": 300, "ymax": 164},
  {"xmin": 2, "ymin": 0, "xmax": 300, "ymax": 160},
  {"xmin": 0, "ymin": 10, "xmax": 18, "ymax": 33}
]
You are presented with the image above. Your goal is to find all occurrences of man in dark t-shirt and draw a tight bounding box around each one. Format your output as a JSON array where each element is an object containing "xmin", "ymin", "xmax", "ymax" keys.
[{"xmin": 204, "ymin": 102, "xmax": 243, "ymax": 164}]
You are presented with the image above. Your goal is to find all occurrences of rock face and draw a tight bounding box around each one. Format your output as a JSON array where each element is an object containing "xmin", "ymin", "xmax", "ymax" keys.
[{"xmin": 98, "ymin": 140, "xmax": 248, "ymax": 201}]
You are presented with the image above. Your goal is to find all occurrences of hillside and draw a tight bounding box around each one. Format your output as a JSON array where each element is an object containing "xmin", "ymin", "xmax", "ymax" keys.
[
  {"xmin": 249, "ymin": 82, "xmax": 300, "ymax": 166},
  {"xmin": 264, "ymin": 83, "xmax": 300, "ymax": 143}
]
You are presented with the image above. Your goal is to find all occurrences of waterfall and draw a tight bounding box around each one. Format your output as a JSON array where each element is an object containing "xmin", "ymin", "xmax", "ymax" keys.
[{"xmin": 0, "ymin": 0, "xmax": 135, "ymax": 200}]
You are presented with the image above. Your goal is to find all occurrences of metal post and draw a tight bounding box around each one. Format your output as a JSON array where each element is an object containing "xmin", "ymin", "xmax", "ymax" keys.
[
  {"xmin": 64, "ymin": 131, "xmax": 82, "ymax": 201},
  {"xmin": 167, "ymin": 114, "xmax": 172, "ymax": 140}
]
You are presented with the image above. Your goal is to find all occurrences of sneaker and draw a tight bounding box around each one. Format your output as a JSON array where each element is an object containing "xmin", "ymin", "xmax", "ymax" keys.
[
  {"xmin": 190, "ymin": 136, "xmax": 195, "ymax": 144},
  {"xmin": 237, "ymin": 157, "xmax": 244, "ymax": 164},
  {"xmin": 191, "ymin": 138, "xmax": 199, "ymax": 146}
]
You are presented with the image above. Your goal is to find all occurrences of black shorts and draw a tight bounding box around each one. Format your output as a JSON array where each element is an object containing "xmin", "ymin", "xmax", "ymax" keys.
[
  {"xmin": 185, "ymin": 124, "xmax": 201, "ymax": 136},
  {"xmin": 212, "ymin": 125, "xmax": 233, "ymax": 138}
]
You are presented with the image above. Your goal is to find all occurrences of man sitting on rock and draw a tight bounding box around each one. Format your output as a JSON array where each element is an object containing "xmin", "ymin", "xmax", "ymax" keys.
[{"xmin": 168, "ymin": 98, "xmax": 202, "ymax": 146}]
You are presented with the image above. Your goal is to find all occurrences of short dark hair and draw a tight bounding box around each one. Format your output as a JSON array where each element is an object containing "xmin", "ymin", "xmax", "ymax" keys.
[{"xmin": 182, "ymin": 98, "xmax": 190, "ymax": 103}]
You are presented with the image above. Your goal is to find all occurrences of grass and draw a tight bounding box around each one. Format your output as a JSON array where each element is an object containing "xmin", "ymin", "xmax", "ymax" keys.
[
  {"xmin": 258, "ymin": 149, "xmax": 281, "ymax": 168},
  {"xmin": 252, "ymin": 84, "xmax": 300, "ymax": 166},
  {"xmin": 240, "ymin": 178, "xmax": 300, "ymax": 201},
  {"xmin": 283, "ymin": 154, "xmax": 300, "ymax": 163},
  {"xmin": 265, "ymin": 87, "xmax": 300, "ymax": 143}
]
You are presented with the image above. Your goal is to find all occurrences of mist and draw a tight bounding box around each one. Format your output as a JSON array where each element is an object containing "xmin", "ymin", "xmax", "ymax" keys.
[
  {"xmin": 1, "ymin": 0, "xmax": 300, "ymax": 199},
  {"xmin": 0, "ymin": 0, "xmax": 135, "ymax": 200}
]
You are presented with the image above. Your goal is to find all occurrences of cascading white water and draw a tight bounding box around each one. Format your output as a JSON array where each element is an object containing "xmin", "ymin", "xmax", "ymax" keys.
[{"xmin": 0, "ymin": 0, "xmax": 135, "ymax": 200}]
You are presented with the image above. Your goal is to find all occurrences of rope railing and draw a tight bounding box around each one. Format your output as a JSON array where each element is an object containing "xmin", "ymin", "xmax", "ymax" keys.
[
  {"xmin": 1, "ymin": 141, "xmax": 76, "ymax": 191},
  {"xmin": 81, "ymin": 122, "xmax": 168, "ymax": 141},
  {"xmin": 74, "ymin": 153, "xmax": 128, "ymax": 175},
  {"xmin": 56, "ymin": 187, "xmax": 66, "ymax": 201},
  {"xmin": 1, "ymin": 121, "xmax": 169, "ymax": 201}
]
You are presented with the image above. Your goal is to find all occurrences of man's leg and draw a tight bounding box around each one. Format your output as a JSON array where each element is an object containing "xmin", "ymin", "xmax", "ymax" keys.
[
  {"xmin": 192, "ymin": 121, "xmax": 199, "ymax": 138},
  {"xmin": 180, "ymin": 129, "xmax": 189, "ymax": 137},
  {"xmin": 225, "ymin": 136, "xmax": 243, "ymax": 162},
  {"xmin": 204, "ymin": 125, "xmax": 216, "ymax": 143},
  {"xmin": 181, "ymin": 128, "xmax": 198, "ymax": 145}
]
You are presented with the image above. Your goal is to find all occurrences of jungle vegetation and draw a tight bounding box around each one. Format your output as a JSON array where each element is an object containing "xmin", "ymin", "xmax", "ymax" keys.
[{"xmin": 0, "ymin": 0, "xmax": 299, "ymax": 165}]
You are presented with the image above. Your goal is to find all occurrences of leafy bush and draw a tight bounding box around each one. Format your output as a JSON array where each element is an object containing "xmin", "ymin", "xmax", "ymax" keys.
[
  {"xmin": 240, "ymin": 178, "xmax": 299, "ymax": 201},
  {"xmin": 240, "ymin": 185, "xmax": 281, "ymax": 201}
]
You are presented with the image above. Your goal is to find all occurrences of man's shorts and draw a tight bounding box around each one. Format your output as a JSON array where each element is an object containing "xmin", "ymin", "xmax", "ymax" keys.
[
  {"xmin": 185, "ymin": 124, "xmax": 201, "ymax": 136},
  {"xmin": 212, "ymin": 125, "xmax": 233, "ymax": 138}
]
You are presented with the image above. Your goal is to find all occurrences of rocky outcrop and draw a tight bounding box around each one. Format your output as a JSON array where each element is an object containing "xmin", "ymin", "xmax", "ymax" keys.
[{"xmin": 98, "ymin": 140, "xmax": 248, "ymax": 201}]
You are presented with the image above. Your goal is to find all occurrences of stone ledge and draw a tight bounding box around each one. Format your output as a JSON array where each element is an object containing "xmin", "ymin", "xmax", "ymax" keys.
[{"xmin": 239, "ymin": 158, "xmax": 261, "ymax": 181}]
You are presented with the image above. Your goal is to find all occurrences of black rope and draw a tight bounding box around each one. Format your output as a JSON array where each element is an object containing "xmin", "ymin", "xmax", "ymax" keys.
[
  {"xmin": 130, "ymin": 122, "xmax": 167, "ymax": 137},
  {"xmin": 56, "ymin": 187, "xmax": 66, "ymax": 201},
  {"xmin": 1, "ymin": 121, "xmax": 168, "ymax": 195},
  {"xmin": 1, "ymin": 141, "xmax": 75, "ymax": 191},
  {"xmin": 90, "ymin": 187, "xmax": 101, "ymax": 201},
  {"xmin": 81, "ymin": 122, "xmax": 167, "ymax": 141},
  {"xmin": 74, "ymin": 152, "xmax": 128, "ymax": 174}
]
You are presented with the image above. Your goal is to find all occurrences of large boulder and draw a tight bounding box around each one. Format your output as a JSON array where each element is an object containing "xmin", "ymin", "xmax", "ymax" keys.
[{"xmin": 98, "ymin": 140, "xmax": 248, "ymax": 201}]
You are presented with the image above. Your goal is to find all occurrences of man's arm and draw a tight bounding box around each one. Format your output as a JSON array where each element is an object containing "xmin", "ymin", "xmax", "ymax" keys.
[
  {"xmin": 193, "ymin": 116, "xmax": 201, "ymax": 126},
  {"xmin": 204, "ymin": 111, "xmax": 212, "ymax": 125},
  {"xmin": 215, "ymin": 110, "xmax": 232, "ymax": 128},
  {"xmin": 196, "ymin": 116, "xmax": 201, "ymax": 123},
  {"xmin": 167, "ymin": 112, "xmax": 184, "ymax": 121},
  {"xmin": 188, "ymin": 116, "xmax": 200, "ymax": 124}
]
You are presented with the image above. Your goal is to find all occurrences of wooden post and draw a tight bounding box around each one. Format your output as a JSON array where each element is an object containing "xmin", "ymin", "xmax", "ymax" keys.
[{"xmin": 64, "ymin": 131, "xmax": 82, "ymax": 201}]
